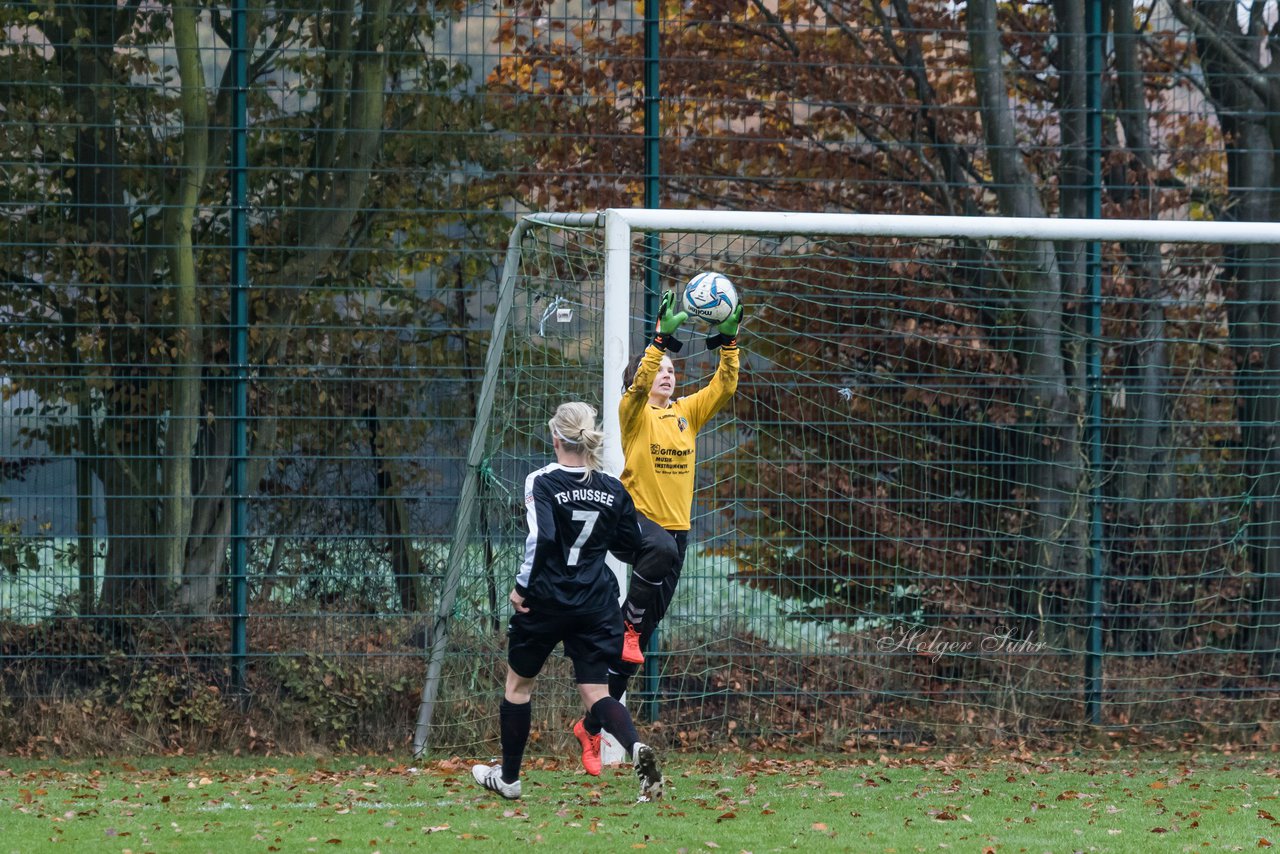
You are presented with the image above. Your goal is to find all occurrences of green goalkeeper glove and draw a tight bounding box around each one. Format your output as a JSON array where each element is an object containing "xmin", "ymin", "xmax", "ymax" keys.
[
  {"xmin": 708, "ymin": 303, "xmax": 744, "ymax": 350},
  {"xmin": 653, "ymin": 290, "xmax": 687, "ymax": 352},
  {"xmin": 718, "ymin": 304, "xmax": 743, "ymax": 337}
]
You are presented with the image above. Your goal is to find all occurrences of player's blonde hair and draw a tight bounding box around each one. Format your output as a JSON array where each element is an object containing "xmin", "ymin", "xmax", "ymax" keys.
[{"xmin": 549, "ymin": 401, "xmax": 604, "ymax": 480}]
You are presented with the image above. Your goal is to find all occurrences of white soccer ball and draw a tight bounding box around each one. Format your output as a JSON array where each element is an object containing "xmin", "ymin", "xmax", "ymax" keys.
[{"xmin": 681, "ymin": 272, "xmax": 739, "ymax": 325}]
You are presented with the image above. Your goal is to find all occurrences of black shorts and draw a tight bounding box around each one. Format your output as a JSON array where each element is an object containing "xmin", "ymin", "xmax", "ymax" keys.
[{"xmin": 507, "ymin": 605, "xmax": 623, "ymax": 684}]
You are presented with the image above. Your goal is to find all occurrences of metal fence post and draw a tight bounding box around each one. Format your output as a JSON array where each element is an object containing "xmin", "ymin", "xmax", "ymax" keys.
[
  {"xmin": 1084, "ymin": 0, "xmax": 1105, "ymax": 727},
  {"xmin": 229, "ymin": 0, "xmax": 250, "ymax": 695}
]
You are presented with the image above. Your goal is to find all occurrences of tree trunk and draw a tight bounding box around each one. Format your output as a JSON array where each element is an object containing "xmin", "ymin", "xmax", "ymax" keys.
[
  {"xmin": 1179, "ymin": 0, "xmax": 1280, "ymax": 673},
  {"xmin": 968, "ymin": 0, "xmax": 1084, "ymax": 615},
  {"xmin": 178, "ymin": 377, "xmax": 286, "ymax": 611},
  {"xmin": 98, "ymin": 480, "xmax": 158, "ymax": 614},
  {"xmin": 1105, "ymin": 0, "xmax": 1174, "ymax": 651},
  {"xmin": 177, "ymin": 385, "xmax": 233, "ymax": 611},
  {"xmin": 156, "ymin": 0, "xmax": 211, "ymax": 599},
  {"xmin": 1051, "ymin": 0, "xmax": 1095, "ymax": 600},
  {"xmin": 1054, "ymin": 0, "xmax": 1090, "ymax": 299},
  {"xmin": 76, "ymin": 379, "xmax": 97, "ymax": 616},
  {"xmin": 51, "ymin": 0, "xmax": 149, "ymax": 613},
  {"xmin": 367, "ymin": 407, "xmax": 423, "ymax": 612}
]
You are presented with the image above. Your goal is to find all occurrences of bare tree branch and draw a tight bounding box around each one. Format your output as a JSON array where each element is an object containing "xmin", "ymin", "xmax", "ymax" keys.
[{"xmin": 1167, "ymin": 0, "xmax": 1271, "ymax": 101}]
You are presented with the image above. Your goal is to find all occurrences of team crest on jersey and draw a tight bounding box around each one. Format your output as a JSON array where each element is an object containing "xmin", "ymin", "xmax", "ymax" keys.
[{"xmin": 678, "ymin": 417, "xmax": 688, "ymax": 432}]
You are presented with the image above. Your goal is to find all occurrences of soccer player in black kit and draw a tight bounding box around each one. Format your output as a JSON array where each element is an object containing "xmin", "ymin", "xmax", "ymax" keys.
[{"xmin": 471, "ymin": 401, "xmax": 665, "ymax": 803}]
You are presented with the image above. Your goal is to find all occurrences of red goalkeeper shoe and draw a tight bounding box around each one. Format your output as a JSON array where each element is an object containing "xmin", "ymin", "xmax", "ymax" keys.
[
  {"xmin": 621, "ymin": 622, "xmax": 645, "ymax": 664},
  {"xmin": 572, "ymin": 719, "xmax": 603, "ymax": 776}
]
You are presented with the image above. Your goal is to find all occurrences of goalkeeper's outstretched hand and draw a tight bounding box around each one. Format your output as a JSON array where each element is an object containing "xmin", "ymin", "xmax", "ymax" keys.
[
  {"xmin": 708, "ymin": 303, "xmax": 744, "ymax": 350},
  {"xmin": 658, "ymin": 290, "xmax": 687, "ymax": 334},
  {"xmin": 653, "ymin": 290, "xmax": 687, "ymax": 352},
  {"xmin": 718, "ymin": 303, "xmax": 744, "ymax": 338}
]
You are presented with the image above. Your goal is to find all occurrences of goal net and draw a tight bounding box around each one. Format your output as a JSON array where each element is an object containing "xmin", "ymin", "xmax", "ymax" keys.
[{"xmin": 415, "ymin": 209, "xmax": 1280, "ymax": 758}]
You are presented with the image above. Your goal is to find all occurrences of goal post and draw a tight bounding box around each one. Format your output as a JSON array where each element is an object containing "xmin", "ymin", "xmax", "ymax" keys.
[{"xmin": 415, "ymin": 208, "xmax": 1280, "ymax": 759}]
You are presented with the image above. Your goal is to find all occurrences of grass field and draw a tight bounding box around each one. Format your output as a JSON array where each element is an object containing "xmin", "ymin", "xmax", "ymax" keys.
[{"xmin": 0, "ymin": 751, "xmax": 1275, "ymax": 852}]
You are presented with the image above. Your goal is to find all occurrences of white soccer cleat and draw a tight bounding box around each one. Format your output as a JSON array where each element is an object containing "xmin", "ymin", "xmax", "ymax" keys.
[
  {"xmin": 471, "ymin": 762, "xmax": 522, "ymax": 799},
  {"xmin": 632, "ymin": 742, "xmax": 664, "ymax": 802}
]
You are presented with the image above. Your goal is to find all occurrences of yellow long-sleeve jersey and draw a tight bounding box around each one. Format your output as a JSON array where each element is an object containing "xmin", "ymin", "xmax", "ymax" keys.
[{"xmin": 618, "ymin": 342, "xmax": 739, "ymax": 530}]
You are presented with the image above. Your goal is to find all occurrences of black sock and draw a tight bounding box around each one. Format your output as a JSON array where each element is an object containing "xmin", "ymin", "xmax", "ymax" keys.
[
  {"xmin": 499, "ymin": 699, "xmax": 531, "ymax": 784},
  {"xmin": 590, "ymin": 696, "xmax": 639, "ymax": 755},
  {"xmin": 583, "ymin": 672, "xmax": 632, "ymax": 736}
]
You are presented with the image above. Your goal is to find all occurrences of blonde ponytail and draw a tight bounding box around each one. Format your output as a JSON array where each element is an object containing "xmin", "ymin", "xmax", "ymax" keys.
[{"xmin": 549, "ymin": 401, "xmax": 605, "ymax": 480}]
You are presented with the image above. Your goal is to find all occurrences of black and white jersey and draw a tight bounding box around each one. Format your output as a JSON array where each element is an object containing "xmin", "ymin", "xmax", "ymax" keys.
[{"xmin": 515, "ymin": 463, "xmax": 642, "ymax": 613}]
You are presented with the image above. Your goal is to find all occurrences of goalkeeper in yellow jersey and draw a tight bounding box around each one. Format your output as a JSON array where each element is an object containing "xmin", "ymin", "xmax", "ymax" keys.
[{"xmin": 571, "ymin": 288, "xmax": 742, "ymax": 776}]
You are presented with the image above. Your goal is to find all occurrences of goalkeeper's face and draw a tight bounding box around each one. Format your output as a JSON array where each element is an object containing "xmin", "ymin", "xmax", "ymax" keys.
[{"xmin": 649, "ymin": 356, "xmax": 676, "ymax": 407}]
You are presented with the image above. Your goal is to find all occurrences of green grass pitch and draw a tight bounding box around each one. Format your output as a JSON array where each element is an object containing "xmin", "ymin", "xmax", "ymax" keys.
[{"xmin": 0, "ymin": 752, "xmax": 1274, "ymax": 852}]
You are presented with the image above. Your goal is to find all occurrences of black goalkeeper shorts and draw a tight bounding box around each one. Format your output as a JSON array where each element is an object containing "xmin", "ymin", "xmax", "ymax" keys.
[{"xmin": 507, "ymin": 605, "xmax": 623, "ymax": 684}]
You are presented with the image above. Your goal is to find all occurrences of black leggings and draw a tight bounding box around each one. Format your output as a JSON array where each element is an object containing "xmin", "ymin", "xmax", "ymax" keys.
[{"xmin": 614, "ymin": 513, "xmax": 688, "ymax": 676}]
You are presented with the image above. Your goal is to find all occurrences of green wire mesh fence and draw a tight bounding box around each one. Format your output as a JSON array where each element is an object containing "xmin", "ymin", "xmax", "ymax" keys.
[{"xmin": 2, "ymin": 0, "xmax": 1279, "ymax": 754}]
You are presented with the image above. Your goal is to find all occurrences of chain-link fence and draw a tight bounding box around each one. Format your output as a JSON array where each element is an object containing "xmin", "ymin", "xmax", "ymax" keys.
[{"xmin": 2, "ymin": 0, "xmax": 1278, "ymax": 754}]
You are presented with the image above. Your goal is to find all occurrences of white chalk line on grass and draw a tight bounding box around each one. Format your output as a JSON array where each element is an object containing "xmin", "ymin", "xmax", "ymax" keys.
[
  {"xmin": 191, "ymin": 800, "xmax": 450, "ymax": 811},
  {"xmin": 2, "ymin": 799, "xmax": 469, "ymax": 814}
]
